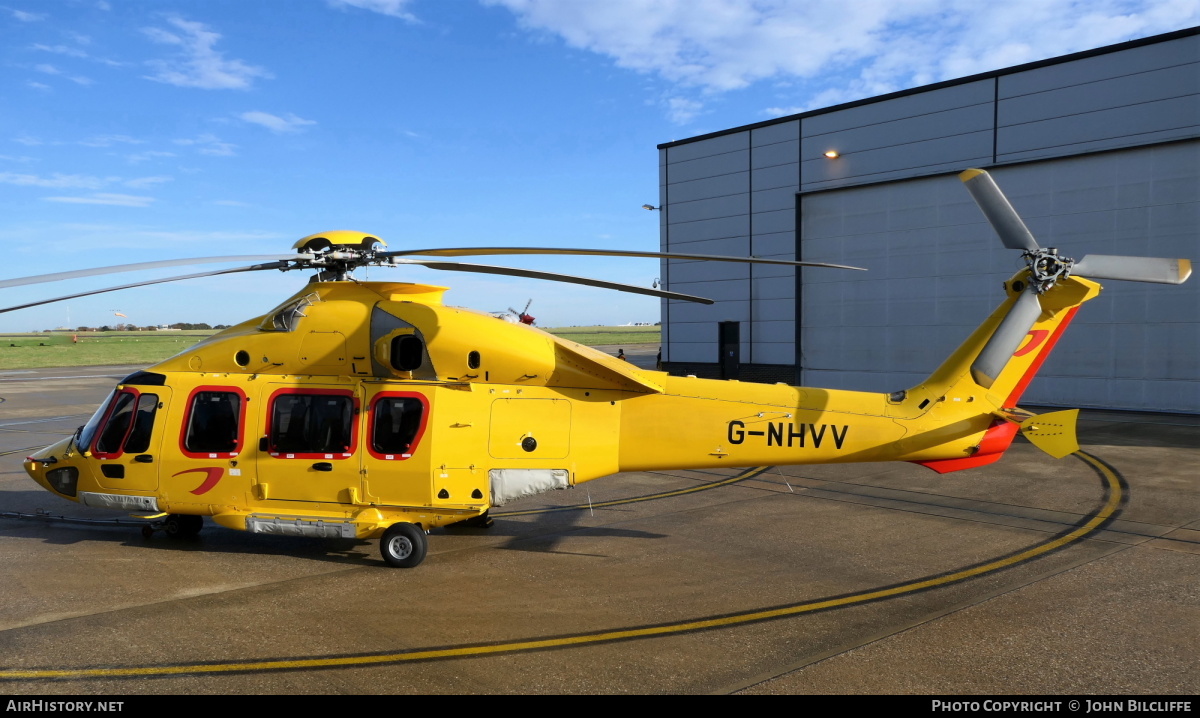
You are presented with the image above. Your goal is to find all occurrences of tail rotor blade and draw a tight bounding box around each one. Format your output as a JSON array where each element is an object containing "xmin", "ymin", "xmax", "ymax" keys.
[
  {"xmin": 970, "ymin": 287, "xmax": 1044, "ymax": 389},
  {"xmin": 960, "ymin": 169, "xmax": 1040, "ymax": 251},
  {"xmin": 1072, "ymin": 255, "xmax": 1192, "ymax": 284}
]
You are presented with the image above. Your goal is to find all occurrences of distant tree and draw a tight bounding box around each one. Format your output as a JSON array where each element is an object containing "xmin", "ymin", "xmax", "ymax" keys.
[{"xmin": 99, "ymin": 325, "xmax": 112, "ymax": 332}]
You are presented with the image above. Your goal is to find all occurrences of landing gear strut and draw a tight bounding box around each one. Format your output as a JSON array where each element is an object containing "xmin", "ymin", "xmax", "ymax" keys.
[{"xmin": 141, "ymin": 514, "xmax": 203, "ymax": 539}]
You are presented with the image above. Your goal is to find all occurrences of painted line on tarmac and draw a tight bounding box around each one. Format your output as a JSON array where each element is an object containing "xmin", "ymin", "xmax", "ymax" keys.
[
  {"xmin": 0, "ymin": 446, "xmax": 45, "ymax": 458},
  {"xmin": 0, "ymin": 452, "xmax": 1124, "ymax": 681},
  {"xmin": 0, "ymin": 374, "xmax": 127, "ymax": 382},
  {"xmin": 0, "ymin": 414, "xmax": 89, "ymax": 428}
]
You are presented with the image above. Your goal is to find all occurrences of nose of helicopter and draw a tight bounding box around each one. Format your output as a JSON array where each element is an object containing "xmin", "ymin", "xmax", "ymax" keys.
[{"xmin": 24, "ymin": 436, "xmax": 85, "ymax": 500}]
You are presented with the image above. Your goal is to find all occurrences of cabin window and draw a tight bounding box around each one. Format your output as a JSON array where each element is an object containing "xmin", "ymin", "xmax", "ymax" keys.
[
  {"xmin": 268, "ymin": 391, "xmax": 357, "ymax": 456},
  {"xmin": 183, "ymin": 390, "xmax": 244, "ymax": 456},
  {"xmin": 370, "ymin": 395, "xmax": 427, "ymax": 459},
  {"xmin": 390, "ymin": 334, "xmax": 423, "ymax": 371}
]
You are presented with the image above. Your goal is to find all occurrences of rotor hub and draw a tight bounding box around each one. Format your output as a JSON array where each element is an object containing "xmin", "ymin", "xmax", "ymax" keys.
[{"xmin": 1023, "ymin": 248, "xmax": 1075, "ymax": 293}]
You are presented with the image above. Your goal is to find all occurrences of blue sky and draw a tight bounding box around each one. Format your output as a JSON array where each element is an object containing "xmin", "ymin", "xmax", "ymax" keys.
[{"xmin": 2, "ymin": 0, "xmax": 1196, "ymax": 331}]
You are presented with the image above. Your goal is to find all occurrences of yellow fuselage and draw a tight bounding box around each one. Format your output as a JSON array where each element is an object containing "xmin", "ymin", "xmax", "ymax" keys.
[{"xmin": 25, "ymin": 273, "xmax": 1099, "ymax": 539}]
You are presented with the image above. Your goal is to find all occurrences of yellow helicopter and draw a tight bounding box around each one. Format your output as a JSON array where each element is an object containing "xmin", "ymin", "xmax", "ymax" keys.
[{"xmin": 8, "ymin": 169, "xmax": 1192, "ymax": 568}]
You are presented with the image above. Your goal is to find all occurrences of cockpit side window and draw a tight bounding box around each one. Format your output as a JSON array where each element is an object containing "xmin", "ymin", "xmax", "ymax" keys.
[
  {"xmin": 123, "ymin": 393, "xmax": 160, "ymax": 454},
  {"xmin": 266, "ymin": 389, "xmax": 358, "ymax": 458},
  {"xmin": 182, "ymin": 388, "xmax": 245, "ymax": 458},
  {"xmin": 369, "ymin": 394, "xmax": 428, "ymax": 460},
  {"xmin": 93, "ymin": 391, "xmax": 136, "ymax": 456}
]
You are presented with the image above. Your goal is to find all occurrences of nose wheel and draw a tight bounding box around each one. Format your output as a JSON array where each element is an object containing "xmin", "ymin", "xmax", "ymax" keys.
[{"xmin": 141, "ymin": 514, "xmax": 204, "ymax": 539}]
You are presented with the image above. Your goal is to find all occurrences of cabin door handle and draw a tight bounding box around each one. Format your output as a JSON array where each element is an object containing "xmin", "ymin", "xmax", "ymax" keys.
[
  {"xmin": 312, "ymin": 462, "xmax": 333, "ymax": 472},
  {"xmin": 134, "ymin": 454, "xmax": 154, "ymax": 463}
]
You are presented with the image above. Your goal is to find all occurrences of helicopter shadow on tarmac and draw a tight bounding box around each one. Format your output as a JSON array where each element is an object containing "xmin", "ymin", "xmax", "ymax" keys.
[
  {"xmin": 446, "ymin": 502, "xmax": 669, "ymax": 559},
  {"xmin": 0, "ymin": 487, "xmax": 668, "ymax": 567}
]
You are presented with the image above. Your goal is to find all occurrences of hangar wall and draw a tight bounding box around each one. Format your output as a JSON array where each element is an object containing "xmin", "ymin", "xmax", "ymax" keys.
[{"xmin": 658, "ymin": 28, "xmax": 1200, "ymax": 412}]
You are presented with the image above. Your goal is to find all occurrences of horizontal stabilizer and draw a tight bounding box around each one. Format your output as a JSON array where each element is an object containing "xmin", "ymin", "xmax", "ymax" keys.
[
  {"xmin": 1017, "ymin": 409, "xmax": 1080, "ymax": 459},
  {"xmin": 1072, "ymin": 255, "xmax": 1192, "ymax": 284}
]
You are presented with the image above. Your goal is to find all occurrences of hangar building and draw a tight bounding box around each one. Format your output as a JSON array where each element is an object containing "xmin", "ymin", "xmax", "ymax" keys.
[{"xmin": 656, "ymin": 27, "xmax": 1199, "ymax": 413}]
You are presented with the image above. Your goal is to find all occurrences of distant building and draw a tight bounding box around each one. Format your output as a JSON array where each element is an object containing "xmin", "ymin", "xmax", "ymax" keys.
[{"xmin": 657, "ymin": 27, "xmax": 1199, "ymax": 413}]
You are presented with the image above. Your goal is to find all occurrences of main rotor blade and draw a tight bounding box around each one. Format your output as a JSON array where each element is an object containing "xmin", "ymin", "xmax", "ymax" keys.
[
  {"xmin": 394, "ymin": 258, "xmax": 714, "ymax": 304},
  {"xmin": 0, "ymin": 254, "xmax": 312, "ymax": 290},
  {"xmin": 386, "ymin": 247, "xmax": 866, "ymax": 272},
  {"xmin": 1072, "ymin": 255, "xmax": 1192, "ymax": 284},
  {"xmin": 960, "ymin": 169, "xmax": 1041, "ymax": 252},
  {"xmin": 0, "ymin": 262, "xmax": 289, "ymax": 314},
  {"xmin": 970, "ymin": 286, "xmax": 1045, "ymax": 390}
]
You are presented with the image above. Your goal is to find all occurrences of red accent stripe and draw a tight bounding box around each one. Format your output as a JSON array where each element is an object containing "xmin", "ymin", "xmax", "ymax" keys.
[
  {"xmin": 1005, "ymin": 306, "xmax": 1080, "ymax": 406},
  {"xmin": 173, "ymin": 467, "xmax": 224, "ymax": 495},
  {"xmin": 1012, "ymin": 329, "xmax": 1049, "ymax": 357},
  {"xmin": 913, "ymin": 420, "xmax": 1019, "ymax": 474}
]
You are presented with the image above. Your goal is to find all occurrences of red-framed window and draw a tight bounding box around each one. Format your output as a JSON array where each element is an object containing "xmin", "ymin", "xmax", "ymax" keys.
[
  {"xmin": 91, "ymin": 388, "xmax": 160, "ymax": 460},
  {"xmin": 265, "ymin": 388, "xmax": 359, "ymax": 460},
  {"xmin": 366, "ymin": 392, "xmax": 429, "ymax": 461},
  {"xmin": 179, "ymin": 386, "xmax": 248, "ymax": 459}
]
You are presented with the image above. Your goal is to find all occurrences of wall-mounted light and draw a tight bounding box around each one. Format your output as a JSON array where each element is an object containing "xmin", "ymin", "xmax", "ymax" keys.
[
  {"xmin": 642, "ymin": 204, "xmax": 661, "ymax": 211},
  {"xmin": 824, "ymin": 150, "xmax": 840, "ymax": 159}
]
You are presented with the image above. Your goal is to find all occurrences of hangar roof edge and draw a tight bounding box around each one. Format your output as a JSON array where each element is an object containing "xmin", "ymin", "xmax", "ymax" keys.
[{"xmin": 657, "ymin": 25, "xmax": 1200, "ymax": 150}]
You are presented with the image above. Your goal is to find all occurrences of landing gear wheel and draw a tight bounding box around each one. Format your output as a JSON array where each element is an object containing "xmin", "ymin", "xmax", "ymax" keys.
[
  {"xmin": 164, "ymin": 514, "xmax": 203, "ymax": 539},
  {"xmin": 379, "ymin": 523, "xmax": 427, "ymax": 568},
  {"xmin": 141, "ymin": 524, "xmax": 155, "ymax": 539}
]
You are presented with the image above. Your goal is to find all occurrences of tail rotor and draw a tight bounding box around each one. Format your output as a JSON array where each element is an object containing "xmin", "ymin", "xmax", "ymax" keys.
[{"xmin": 959, "ymin": 168, "xmax": 1192, "ymax": 389}]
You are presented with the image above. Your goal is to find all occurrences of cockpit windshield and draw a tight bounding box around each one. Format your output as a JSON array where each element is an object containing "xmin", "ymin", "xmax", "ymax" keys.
[{"xmin": 77, "ymin": 389, "xmax": 116, "ymax": 452}]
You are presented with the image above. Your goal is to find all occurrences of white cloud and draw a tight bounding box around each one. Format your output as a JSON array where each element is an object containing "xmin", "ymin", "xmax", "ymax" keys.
[
  {"xmin": 664, "ymin": 97, "xmax": 703, "ymax": 124},
  {"xmin": 174, "ymin": 133, "xmax": 237, "ymax": 157},
  {"xmin": 43, "ymin": 193, "xmax": 155, "ymax": 207},
  {"xmin": 486, "ymin": 0, "xmax": 1200, "ymax": 120},
  {"xmin": 142, "ymin": 17, "xmax": 271, "ymax": 90},
  {"xmin": 10, "ymin": 9, "xmax": 46, "ymax": 21},
  {"xmin": 328, "ymin": 0, "xmax": 418, "ymax": 22},
  {"xmin": 33, "ymin": 62, "xmax": 92, "ymax": 85},
  {"xmin": 27, "ymin": 81, "xmax": 51, "ymax": 91},
  {"xmin": 0, "ymin": 171, "xmax": 168, "ymax": 190},
  {"xmin": 0, "ymin": 172, "xmax": 112, "ymax": 189},
  {"xmin": 124, "ymin": 175, "xmax": 172, "ymax": 188},
  {"xmin": 32, "ymin": 44, "xmax": 87, "ymax": 58},
  {"xmin": 79, "ymin": 135, "xmax": 143, "ymax": 148},
  {"xmin": 239, "ymin": 111, "xmax": 318, "ymax": 134},
  {"xmin": 127, "ymin": 150, "xmax": 177, "ymax": 164},
  {"xmin": 32, "ymin": 41, "xmax": 123, "ymax": 67},
  {"xmin": 13, "ymin": 135, "xmax": 42, "ymax": 146}
]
